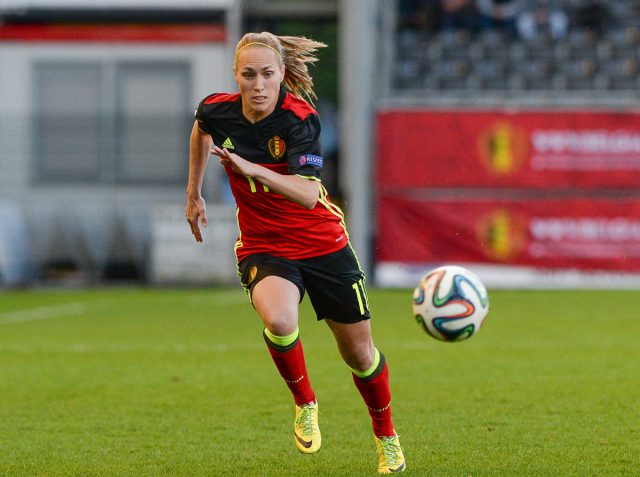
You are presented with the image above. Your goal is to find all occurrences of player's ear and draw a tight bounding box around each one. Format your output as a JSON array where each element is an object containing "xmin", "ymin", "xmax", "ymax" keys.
[{"xmin": 233, "ymin": 65, "xmax": 241, "ymax": 85}]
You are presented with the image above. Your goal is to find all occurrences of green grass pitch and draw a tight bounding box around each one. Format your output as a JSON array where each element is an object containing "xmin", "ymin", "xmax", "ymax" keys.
[{"xmin": 1, "ymin": 287, "xmax": 638, "ymax": 476}]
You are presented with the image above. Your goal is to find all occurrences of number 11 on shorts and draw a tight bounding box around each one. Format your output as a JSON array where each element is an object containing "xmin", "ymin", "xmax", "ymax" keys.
[{"xmin": 352, "ymin": 278, "xmax": 369, "ymax": 315}]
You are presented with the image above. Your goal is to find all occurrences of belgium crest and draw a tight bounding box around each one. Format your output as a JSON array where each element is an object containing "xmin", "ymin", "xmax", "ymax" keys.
[
  {"xmin": 268, "ymin": 135, "xmax": 286, "ymax": 160},
  {"xmin": 248, "ymin": 266, "xmax": 258, "ymax": 284}
]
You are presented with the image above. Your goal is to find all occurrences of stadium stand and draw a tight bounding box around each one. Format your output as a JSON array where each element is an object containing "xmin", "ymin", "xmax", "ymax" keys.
[{"xmin": 393, "ymin": 0, "xmax": 639, "ymax": 94}]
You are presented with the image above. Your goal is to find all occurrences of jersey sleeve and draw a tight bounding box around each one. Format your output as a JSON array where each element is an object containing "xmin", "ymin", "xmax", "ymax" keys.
[
  {"xmin": 286, "ymin": 114, "xmax": 323, "ymax": 179},
  {"xmin": 194, "ymin": 98, "xmax": 213, "ymax": 136}
]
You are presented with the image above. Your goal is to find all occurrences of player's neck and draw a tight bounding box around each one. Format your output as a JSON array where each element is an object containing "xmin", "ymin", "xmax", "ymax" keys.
[{"xmin": 241, "ymin": 101, "xmax": 277, "ymax": 124}]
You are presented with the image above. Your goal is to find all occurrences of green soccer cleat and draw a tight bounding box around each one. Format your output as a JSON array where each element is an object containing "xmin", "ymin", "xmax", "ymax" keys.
[
  {"xmin": 294, "ymin": 401, "xmax": 321, "ymax": 454},
  {"xmin": 375, "ymin": 434, "xmax": 406, "ymax": 474}
]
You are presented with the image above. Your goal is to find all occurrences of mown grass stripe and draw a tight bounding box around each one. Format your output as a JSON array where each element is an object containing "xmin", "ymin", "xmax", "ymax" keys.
[{"xmin": 0, "ymin": 302, "xmax": 86, "ymax": 325}]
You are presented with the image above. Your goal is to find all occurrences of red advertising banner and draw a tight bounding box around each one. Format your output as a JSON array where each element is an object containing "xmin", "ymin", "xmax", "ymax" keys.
[
  {"xmin": 377, "ymin": 109, "xmax": 640, "ymax": 189},
  {"xmin": 376, "ymin": 196, "xmax": 640, "ymax": 271}
]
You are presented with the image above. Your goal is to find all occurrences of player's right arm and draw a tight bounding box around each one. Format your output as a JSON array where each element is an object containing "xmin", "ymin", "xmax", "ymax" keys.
[{"xmin": 186, "ymin": 120, "xmax": 212, "ymax": 242}]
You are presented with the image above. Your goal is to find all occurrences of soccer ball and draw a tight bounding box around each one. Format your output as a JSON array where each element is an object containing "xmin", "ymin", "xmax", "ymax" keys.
[{"xmin": 412, "ymin": 265, "xmax": 490, "ymax": 342}]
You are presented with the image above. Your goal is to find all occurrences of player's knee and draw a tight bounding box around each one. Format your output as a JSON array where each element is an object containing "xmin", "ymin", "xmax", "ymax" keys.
[
  {"xmin": 262, "ymin": 312, "xmax": 298, "ymax": 336},
  {"xmin": 343, "ymin": 349, "xmax": 374, "ymax": 373}
]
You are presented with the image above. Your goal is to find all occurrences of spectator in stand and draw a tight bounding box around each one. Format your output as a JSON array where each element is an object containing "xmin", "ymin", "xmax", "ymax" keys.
[
  {"xmin": 398, "ymin": 0, "xmax": 439, "ymax": 33},
  {"xmin": 572, "ymin": 0, "xmax": 610, "ymax": 36},
  {"xmin": 437, "ymin": 0, "xmax": 482, "ymax": 33},
  {"xmin": 516, "ymin": 0, "xmax": 568, "ymax": 41},
  {"xmin": 476, "ymin": 0, "xmax": 525, "ymax": 34}
]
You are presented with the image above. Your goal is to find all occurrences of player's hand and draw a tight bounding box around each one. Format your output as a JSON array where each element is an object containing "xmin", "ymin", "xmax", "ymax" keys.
[
  {"xmin": 212, "ymin": 146, "xmax": 257, "ymax": 177},
  {"xmin": 185, "ymin": 195, "xmax": 208, "ymax": 243}
]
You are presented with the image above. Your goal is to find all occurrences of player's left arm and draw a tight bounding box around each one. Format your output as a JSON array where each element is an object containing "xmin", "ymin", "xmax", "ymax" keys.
[{"xmin": 212, "ymin": 145, "xmax": 320, "ymax": 209}]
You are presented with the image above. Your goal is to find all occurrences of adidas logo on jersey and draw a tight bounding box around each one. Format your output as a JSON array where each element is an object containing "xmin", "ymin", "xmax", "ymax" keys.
[{"xmin": 221, "ymin": 137, "xmax": 235, "ymax": 150}]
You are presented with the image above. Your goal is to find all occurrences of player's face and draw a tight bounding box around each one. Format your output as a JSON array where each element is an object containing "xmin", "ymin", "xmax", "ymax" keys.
[{"xmin": 234, "ymin": 46, "xmax": 285, "ymax": 123}]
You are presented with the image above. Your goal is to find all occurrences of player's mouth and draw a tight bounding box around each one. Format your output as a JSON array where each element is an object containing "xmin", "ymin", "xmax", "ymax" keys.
[{"xmin": 252, "ymin": 95, "xmax": 268, "ymax": 104}]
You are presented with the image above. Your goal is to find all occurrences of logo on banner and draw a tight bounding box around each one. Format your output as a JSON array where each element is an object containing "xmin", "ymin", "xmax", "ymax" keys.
[
  {"xmin": 477, "ymin": 122, "xmax": 529, "ymax": 177},
  {"xmin": 477, "ymin": 209, "xmax": 528, "ymax": 261},
  {"xmin": 530, "ymin": 129, "xmax": 640, "ymax": 171},
  {"xmin": 268, "ymin": 135, "xmax": 286, "ymax": 160},
  {"xmin": 528, "ymin": 216, "xmax": 640, "ymax": 260}
]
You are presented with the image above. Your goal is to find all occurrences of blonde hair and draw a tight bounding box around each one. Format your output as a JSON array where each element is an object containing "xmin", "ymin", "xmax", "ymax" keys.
[{"xmin": 234, "ymin": 32, "xmax": 327, "ymax": 103}]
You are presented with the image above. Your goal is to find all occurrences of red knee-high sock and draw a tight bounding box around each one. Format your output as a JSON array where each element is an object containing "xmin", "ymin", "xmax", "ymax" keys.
[
  {"xmin": 263, "ymin": 331, "xmax": 316, "ymax": 406},
  {"xmin": 352, "ymin": 353, "xmax": 395, "ymax": 437}
]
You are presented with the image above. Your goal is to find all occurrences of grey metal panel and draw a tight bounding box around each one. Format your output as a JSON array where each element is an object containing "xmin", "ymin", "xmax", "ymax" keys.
[
  {"xmin": 114, "ymin": 61, "xmax": 192, "ymax": 184},
  {"xmin": 34, "ymin": 62, "xmax": 103, "ymax": 182}
]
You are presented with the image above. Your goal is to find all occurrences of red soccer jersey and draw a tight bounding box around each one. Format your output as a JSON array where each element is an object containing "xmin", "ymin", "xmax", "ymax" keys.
[{"xmin": 196, "ymin": 88, "xmax": 348, "ymax": 261}]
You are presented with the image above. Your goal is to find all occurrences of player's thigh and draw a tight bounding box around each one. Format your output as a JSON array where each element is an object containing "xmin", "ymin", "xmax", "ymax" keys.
[
  {"xmin": 325, "ymin": 318, "xmax": 375, "ymax": 371},
  {"xmin": 252, "ymin": 276, "xmax": 301, "ymax": 334},
  {"xmin": 238, "ymin": 253, "xmax": 305, "ymax": 334}
]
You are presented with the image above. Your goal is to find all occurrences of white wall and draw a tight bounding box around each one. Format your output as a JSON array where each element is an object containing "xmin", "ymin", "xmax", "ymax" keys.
[{"xmin": 0, "ymin": 41, "xmax": 235, "ymax": 282}]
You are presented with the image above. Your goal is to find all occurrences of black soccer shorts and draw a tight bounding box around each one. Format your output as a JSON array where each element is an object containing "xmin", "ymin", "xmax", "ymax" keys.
[{"xmin": 237, "ymin": 244, "xmax": 371, "ymax": 324}]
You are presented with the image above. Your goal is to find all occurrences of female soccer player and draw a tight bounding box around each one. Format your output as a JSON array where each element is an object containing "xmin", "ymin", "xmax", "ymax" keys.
[{"xmin": 185, "ymin": 32, "xmax": 405, "ymax": 474}]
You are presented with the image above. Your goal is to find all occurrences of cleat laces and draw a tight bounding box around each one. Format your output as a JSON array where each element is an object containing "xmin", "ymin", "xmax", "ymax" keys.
[
  {"xmin": 379, "ymin": 436, "xmax": 403, "ymax": 467},
  {"xmin": 295, "ymin": 404, "xmax": 314, "ymax": 436}
]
